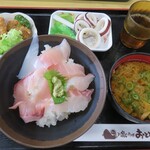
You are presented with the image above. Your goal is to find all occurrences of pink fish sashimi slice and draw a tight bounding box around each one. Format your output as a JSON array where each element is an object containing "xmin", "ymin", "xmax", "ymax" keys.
[
  {"xmin": 10, "ymin": 68, "xmax": 52, "ymax": 123},
  {"xmin": 34, "ymin": 39, "xmax": 71, "ymax": 69},
  {"xmin": 50, "ymin": 88, "xmax": 94, "ymax": 114},
  {"xmin": 66, "ymin": 74, "xmax": 94, "ymax": 91},
  {"xmin": 18, "ymin": 99, "xmax": 50, "ymax": 123},
  {"xmin": 9, "ymin": 98, "xmax": 50, "ymax": 123},
  {"xmin": 13, "ymin": 68, "xmax": 50, "ymax": 104},
  {"xmin": 48, "ymin": 61, "xmax": 85, "ymax": 78}
]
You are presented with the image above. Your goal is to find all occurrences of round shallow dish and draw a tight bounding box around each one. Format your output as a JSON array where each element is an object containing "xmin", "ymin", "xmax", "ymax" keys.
[
  {"xmin": 0, "ymin": 35, "xmax": 107, "ymax": 148},
  {"xmin": 109, "ymin": 52, "xmax": 150, "ymax": 124},
  {"xmin": 0, "ymin": 12, "xmax": 37, "ymax": 58}
]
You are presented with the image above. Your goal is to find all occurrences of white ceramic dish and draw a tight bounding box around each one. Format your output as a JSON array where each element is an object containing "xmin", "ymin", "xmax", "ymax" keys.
[
  {"xmin": 48, "ymin": 10, "xmax": 113, "ymax": 52},
  {"xmin": 0, "ymin": 12, "xmax": 38, "ymax": 58}
]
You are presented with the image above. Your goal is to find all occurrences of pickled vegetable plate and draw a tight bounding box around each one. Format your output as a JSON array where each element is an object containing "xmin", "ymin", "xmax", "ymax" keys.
[{"xmin": 49, "ymin": 10, "xmax": 112, "ymax": 52}]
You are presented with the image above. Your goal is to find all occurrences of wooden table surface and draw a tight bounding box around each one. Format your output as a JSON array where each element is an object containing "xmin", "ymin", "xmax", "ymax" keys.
[{"xmin": 0, "ymin": 0, "xmax": 145, "ymax": 10}]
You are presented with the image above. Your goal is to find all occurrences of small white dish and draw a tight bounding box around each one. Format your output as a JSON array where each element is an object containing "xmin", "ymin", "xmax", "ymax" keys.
[
  {"xmin": 0, "ymin": 12, "xmax": 38, "ymax": 57},
  {"xmin": 48, "ymin": 10, "xmax": 113, "ymax": 52}
]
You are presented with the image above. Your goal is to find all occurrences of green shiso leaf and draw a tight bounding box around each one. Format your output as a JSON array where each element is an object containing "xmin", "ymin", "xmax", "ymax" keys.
[{"xmin": 44, "ymin": 70, "xmax": 67, "ymax": 104}]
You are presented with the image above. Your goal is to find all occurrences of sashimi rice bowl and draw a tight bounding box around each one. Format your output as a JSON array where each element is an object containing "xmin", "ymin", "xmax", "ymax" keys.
[{"xmin": 0, "ymin": 35, "xmax": 106, "ymax": 148}]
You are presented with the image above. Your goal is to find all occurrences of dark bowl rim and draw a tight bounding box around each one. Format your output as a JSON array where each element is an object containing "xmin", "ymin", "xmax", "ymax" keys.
[
  {"xmin": 109, "ymin": 52, "xmax": 150, "ymax": 124},
  {"xmin": 0, "ymin": 34, "xmax": 107, "ymax": 148}
]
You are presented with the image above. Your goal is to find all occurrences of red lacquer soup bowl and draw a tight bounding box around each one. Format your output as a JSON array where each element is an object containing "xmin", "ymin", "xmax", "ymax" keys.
[{"xmin": 109, "ymin": 52, "xmax": 150, "ymax": 124}]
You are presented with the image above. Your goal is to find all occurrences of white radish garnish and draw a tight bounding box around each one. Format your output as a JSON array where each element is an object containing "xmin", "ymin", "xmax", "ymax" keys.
[
  {"xmin": 84, "ymin": 13, "xmax": 97, "ymax": 27},
  {"xmin": 95, "ymin": 17, "xmax": 111, "ymax": 36},
  {"xmin": 78, "ymin": 28, "xmax": 100, "ymax": 49},
  {"xmin": 17, "ymin": 33, "xmax": 39, "ymax": 79},
  {"xmin": 74, "ymin": 19, "xmax": 91, "ymax": 33}
]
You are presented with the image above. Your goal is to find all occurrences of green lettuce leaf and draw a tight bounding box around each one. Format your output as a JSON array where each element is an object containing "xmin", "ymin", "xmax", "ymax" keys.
[
  {"xmin": 0, "ymin": 29, "xmax": 23, "ymax": 55},
  {"xmin": 59, "ymin": 13, "xmax": 75, "ymax": 23},
  {"xmin": 50, "ymin": 21, "xmax": 76, "ymax": 39}
]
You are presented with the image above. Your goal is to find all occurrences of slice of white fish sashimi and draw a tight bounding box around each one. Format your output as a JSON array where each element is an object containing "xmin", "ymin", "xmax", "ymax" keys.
[
  {"xmin": 15, "ymin": 68, "xmax": 50, "ymax": 103},
  {"xmin": 66, "ymin": 74, "xmax": 94, "ymax": 91},
  {"xmin": 10, "ymin": 39, "xmax": 95, "ymax": 126},
  {"xmin": 10, "ymin": 68, "xmax": 51, "ymax": 123},
  {"xmin": 59, "ymin": 39, "xmax": 71, "ymax": 61},
  {"xmin": 17, "ymin": 100, "xmax": 47, "ymax": 123},
  {"xmin": 52, "ymin": 88, "xmax": 94, "ymax": 113},
  {"xmin": 48, "ymin": 62, "xmax": 85, "ymax": 78},
  {"xmin": 34, "ymin": 39, "xmax": 71, "ymax": 69}
]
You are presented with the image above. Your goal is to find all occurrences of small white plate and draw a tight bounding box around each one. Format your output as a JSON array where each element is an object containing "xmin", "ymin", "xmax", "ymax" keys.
[
  {"xmin": 48, "ymin": 10, "xmax": 113, "ymax": 52},
  {"xmin": 0, "ymin": 12, "xmax": 38, "ymax": 57}
]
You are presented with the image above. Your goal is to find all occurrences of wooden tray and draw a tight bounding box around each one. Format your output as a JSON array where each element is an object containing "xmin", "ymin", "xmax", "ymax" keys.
[{"xmin": 0, "ymin": 9, "xmax": 150, "ymax": 149}]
